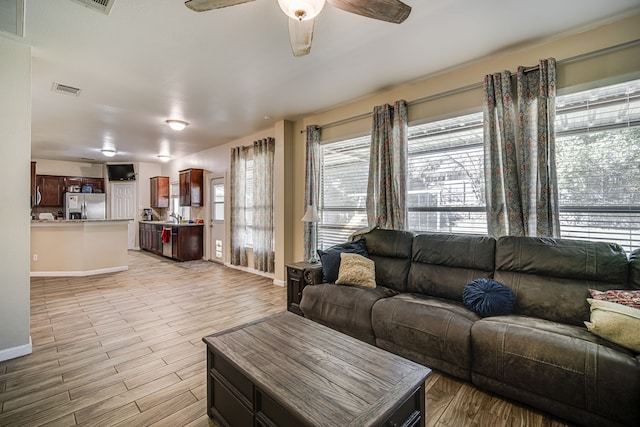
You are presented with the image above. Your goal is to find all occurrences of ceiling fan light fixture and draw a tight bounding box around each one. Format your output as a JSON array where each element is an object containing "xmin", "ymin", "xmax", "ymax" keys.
[
  {"xmin": 166, "ymin": 119, "xmax": 188, "ymax": 131},
  {"xmin": 278, "ymin": 0, "xmax": 325, "ymax": 21},
  {"xmin": 101, "ymin": 148, "xmax": 116, "ymax": 157}
]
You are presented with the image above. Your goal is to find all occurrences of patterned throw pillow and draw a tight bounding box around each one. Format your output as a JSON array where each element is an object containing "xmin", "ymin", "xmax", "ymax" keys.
[
  {"xmin": 463, "ymin": 278, "xmax": 516, "ymax": 317},
  {"xmin": 335, "ymin": 253, "xmax": 376, "ymax": 288},
  {"xmin": 588, "ymin": 289, "xmax": 640, "ymax": 310},
  {"xmin": 585, "ymin": 298, "xmax": 640, "ymax": 352},
  {"xmin": 317, "ymin": 238, "xmax": 368, "ymax": 283}
]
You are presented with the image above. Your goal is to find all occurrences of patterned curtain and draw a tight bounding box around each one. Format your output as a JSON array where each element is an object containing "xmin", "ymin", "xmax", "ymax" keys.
[
  {"xmin": 253, "ymin": 137, "xmax": 275, "ymax": 273},
  {"xmin": 366, "ymin": 100, "xmax": 408, "ymax": 230},
  {"xmin": 304, "ymin": 125, "xmax": 321, "ymax": 260},
  {"xmin": 483, "ymin": 58, "xmax": 560, "ymax": 237},
  {"xmin": 229, "ymin": 146, "xmax": 249, "ymax": 266}
]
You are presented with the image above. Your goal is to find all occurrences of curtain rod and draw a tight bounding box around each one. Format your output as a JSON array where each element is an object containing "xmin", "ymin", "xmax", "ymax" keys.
[{"xmin": 301, "ymin": 39, "xmax": 640, "ymax": 133}]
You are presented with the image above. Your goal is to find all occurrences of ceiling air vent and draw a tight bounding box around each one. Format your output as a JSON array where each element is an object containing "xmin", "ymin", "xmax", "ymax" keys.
[
  {"xmin": 70, "ymin": 0, "xmax": 115, "ymax": 15},
  {"xmin": 52, "ymin": 82, "xmax": 82, "ymax": 97}
]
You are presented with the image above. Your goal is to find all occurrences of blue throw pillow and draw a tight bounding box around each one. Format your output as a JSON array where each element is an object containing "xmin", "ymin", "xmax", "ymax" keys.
[
  {"xmin": 463, "ymin": 278, "xmax": 516, "ymax": 317},
  {"xmin": 318, "ymin": 238, "xmax": 368, "ymax": 283}
]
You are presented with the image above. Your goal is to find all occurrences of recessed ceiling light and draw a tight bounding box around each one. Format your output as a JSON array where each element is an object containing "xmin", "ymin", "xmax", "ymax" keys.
[
  {"xmin": 101, "ymin": 149, "xmax": 116, "ymax": 157},
  {"xmin": 166, "ymin": 120, "xmax": 188, "ymax": 131}
]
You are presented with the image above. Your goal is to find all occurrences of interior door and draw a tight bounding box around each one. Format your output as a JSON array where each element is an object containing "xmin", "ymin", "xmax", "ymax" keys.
[
  {"xmin": 110, "ymin": 182, "xmax": 136, "ymax": 249},
  {"xmin": 210, "ymin": 177, "xmax": 225, "ymax": 264}
]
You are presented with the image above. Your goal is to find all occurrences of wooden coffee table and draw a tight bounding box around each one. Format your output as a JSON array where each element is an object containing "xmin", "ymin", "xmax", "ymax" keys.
[{"xmin": 203, "ymin": 312, "xmax": 432, "ymax": 427}]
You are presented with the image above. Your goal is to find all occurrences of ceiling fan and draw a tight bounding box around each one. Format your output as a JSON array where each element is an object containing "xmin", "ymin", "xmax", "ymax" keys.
[{"xmin": 184, "ymin": 0, "xmax": 411, "ymax": 56}]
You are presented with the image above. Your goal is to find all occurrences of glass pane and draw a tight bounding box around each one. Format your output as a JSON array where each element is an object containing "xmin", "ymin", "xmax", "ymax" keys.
[
  {"xmin": 214, "ymin": 203, "xmax": 224, "ymax": 221},
  {"xmin": 214, "ymin": 184, "xmax": 224, "ymax": 202},
  {"xmin": 555, "ymin": 78, "xmax": 640, "ymax": 253}
]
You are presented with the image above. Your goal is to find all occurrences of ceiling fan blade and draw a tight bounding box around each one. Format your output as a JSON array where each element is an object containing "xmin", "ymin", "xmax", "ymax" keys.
[
  {"xmin": 326, "ymin": 0, "xmax": 411, "ymax": 23},
  {"xmin": 184, "ymin": 0, "xmax": 255, "ymax": 12},
  {"xmin": 288, "ymin": 18, "xmax": 315, "ymax": 57}
]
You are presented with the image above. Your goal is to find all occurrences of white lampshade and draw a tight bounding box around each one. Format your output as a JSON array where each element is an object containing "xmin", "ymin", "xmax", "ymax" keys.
[
  {"xmin": 301, "ymin": 205, "xmax": 320, "ymax": 222},
  {"xmin": 278, "ymin": 0, "xmax": 325, "ymax": 21},
  {"xmin": 166, "ymin": 119, "xmax": 188, "ymax": 131}
]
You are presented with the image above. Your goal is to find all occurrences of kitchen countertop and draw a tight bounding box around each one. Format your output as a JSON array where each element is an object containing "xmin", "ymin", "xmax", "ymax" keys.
[
  {"xmin": 139, "ymin": 220, "xmax": 204, "ymax": 226},
  {"xmin": 31, "ymin": 219, "xmax": 133, "ymax": 225}
]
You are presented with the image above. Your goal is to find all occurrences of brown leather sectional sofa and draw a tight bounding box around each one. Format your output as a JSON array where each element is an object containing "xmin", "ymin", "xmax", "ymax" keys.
[{"xmin": 300, "ymin": 229, "xmax": 640, "ymax": 427}]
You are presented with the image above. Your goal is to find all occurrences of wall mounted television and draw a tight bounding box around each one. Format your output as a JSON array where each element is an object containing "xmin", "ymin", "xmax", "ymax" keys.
[{"xmin": 106, "ymin": 163, "xmax": 136, "ymax": 181}]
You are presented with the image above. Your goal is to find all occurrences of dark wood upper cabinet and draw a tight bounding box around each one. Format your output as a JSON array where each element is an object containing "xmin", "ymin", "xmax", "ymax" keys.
[
  {"xmin": 31, "ymin": 162, "xmax": 36, "ymax": 208},
  {"xmin": 150, "ymin": 176, "xmax": 170, "ymax": 208},
  {"xmin": 35, "ymin": 174, "xmax": 105, "ymax": 207},
  {"xmin": 36, "ymin": 175, "xmax": 64, "ymax": 207},
  {"xmin": 63, "ymin": 177, "xmax": 104, "ymax": 193},
  {"xmin": 179, "ymin": 168, "xmax": 204, "ymax": 207}
]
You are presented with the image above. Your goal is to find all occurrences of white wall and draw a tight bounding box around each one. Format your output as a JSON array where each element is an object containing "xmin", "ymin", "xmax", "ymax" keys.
[
  {"xmin": 32, "ymin": 158, "xmax": 104, "ymax": 178},
  {"xmin": 0, "ymin": 37, "xmax": 32, "ymax": 361}
]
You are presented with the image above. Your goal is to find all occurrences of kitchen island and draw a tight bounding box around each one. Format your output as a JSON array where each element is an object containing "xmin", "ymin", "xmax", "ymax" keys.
[{"xmin": 31, "ymin": 219, "xmax": 131, "ymax": 277}]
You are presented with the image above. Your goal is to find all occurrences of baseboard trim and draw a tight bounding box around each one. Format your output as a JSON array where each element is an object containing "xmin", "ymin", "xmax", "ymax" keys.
[
  {"xmin": 30, "ymin": 265, "xmax": 129, "ymax": 277},
  {"xmin": 0, "ymin": 337, "xmax": 32, "ymax": 362}
]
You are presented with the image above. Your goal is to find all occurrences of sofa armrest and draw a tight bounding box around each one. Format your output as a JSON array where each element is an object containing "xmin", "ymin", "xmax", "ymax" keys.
[{"xmin": 303, "ymin": 265, "xmax": 324, "ymax": 285}]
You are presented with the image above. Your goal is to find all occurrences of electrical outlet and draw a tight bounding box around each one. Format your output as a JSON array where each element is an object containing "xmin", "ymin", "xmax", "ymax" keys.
[{"xmin": 33, "ymin": 254, "xmax": 38, "ymax": 261}]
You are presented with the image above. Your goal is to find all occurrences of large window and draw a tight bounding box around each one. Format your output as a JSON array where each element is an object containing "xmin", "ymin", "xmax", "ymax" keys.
[
  {"xmin": 245, "ymin": 158, "xmax": 254, "ymax": 247},
  {"xmin": 555, "ymin": 79, "xmax": 640, "ymax": 253},
  {"xmin": 318, "ymin": 136, "xmax": 370, "ymax": 248},
  {"xmin": 318, "ymin": 79, "xmax": 640, "ymax": 253},
  {"xmin": 407, "ymin": 112, "xmax": 485, "ymax": 234},
  {"xmin": 317, "ymin": 112, "xmax": 485, "ymax": 248}
]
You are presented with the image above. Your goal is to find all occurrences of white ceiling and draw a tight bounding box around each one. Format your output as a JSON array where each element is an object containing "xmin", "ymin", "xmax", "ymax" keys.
[{"xmin": 15, "ymin": 0, "xmax": 640, "ymax": 163}]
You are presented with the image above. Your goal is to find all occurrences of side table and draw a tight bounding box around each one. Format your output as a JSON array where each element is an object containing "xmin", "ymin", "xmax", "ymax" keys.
[{"xmin": 286, "ymin": 261, "xmax": 317, "ymax": 315}]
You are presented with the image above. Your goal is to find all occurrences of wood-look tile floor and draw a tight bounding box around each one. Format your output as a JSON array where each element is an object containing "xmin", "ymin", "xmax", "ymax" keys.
[{"xmin": 0, "ymin": 250, "xmax": 571, "ymax": 427}]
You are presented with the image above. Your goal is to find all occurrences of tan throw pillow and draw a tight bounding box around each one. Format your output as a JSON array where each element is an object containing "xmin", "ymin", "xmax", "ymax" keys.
[
  {"xmin": 585, "ymin": 298, "xmax": 640, "ymax": 352},
  {"xmin": 335, "ymin": 253, "xmax": 376, "ymax": 288}
]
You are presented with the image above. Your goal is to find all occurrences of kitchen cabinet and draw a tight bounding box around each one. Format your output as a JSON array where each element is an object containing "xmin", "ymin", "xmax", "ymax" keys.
[
  {"xmin": 139, "ymin": 222, "xmax": 163, "ymax": 256},
  {"xmin": 172, "ymin": 225, "xmax": 203, "ymax": 261},
  {"xmin": 35, "ymin": 175, "xmax": 104, "ymax": 207},
  {"xmin": 139, "ymin": 222, "xmax": 203, "ymax": 261},
  {"xmin": 179, "ymin": 168, "xmax": 204, "ymax": 207},
  {"xmin": 138, "ymin": 222, "xmax": 204, "ymax": 261},
  {"xmin": 35, "ymin": 175, "xmax": 64, "ymax": 207},
  {"xmin": 31, "ymin": 162, "xmax": 36, "ymax": 208},
  {"xmin": 150, "ymin": 176, "xmax": 169, "ymax": 208},
  {"xmin": 63, "ymin": 177, "xmax": 104, "ymax": 193}
]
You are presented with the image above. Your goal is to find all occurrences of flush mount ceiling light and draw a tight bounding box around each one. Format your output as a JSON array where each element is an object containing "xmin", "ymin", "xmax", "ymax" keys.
[
  {"xmin": 157, "ymin": 154, "xmax": 171, "ymax": 162},
  {"xmin": 101, "ymin": 149, "xmax": 116, "ymax": 157},
  {"xmin": 166, "ymin": 120, "xmax": 188, "ymax": 131}
]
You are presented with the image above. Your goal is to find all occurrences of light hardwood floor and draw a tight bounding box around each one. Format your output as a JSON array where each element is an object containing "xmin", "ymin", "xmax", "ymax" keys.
[{"xmin": 0, "ymin": 250, "xmax": 572, "ymax": 427}]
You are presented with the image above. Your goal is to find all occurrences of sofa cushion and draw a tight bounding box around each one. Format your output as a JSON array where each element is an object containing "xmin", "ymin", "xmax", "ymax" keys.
[
  {"xmin": 299, "ymin": 284, "xmax": 396, "ymax": 344},
  {"xmin": 471, "ymin": 315, "xmax": 640, "ymax": 427},
  {"xmin": 407, "ymin": 233, "xmax": 496, "ymax": 300},
  {"xmin": 317, "ymin": 238, "xmax": 368, "ymax": 283},
  {"xmin": 494, "ymin": 236, "xmax": 630, "ymax": 326},
  {"xmin": 360, "ymin": 228, "xmax": 414, "ymax": 292},
  {"xmin": 629, "ymin": 248, "xmax": 640, "ymax": 289},
  {"xmin": 371, "ymin": 293, "xmax": 479, "ymax": 380},
  {"xmin": 335, "ymin": 253, "xmax": 376, "ymax": 288},
  {"xmin": 463, "ymin": 278, "xmax": 515, "ymax": 317},
  {"xmin": 585, "ymin": 298, "xmax": 640, "ymax": 352},
  {"xmin": 589, "ymin": 288, "xmax": 640, "ymax": 310}
]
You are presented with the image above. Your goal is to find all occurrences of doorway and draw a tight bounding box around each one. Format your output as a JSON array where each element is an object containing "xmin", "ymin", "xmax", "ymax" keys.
[
  {"xmin": 210, "ymin": 177, "xmax": 225, "ymax": 264},
  {"xmin": 110, "ymin": 182, "xmax": 136, "ymax": 249}
]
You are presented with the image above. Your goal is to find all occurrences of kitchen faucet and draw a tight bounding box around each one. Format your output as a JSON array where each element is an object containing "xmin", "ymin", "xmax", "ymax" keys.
[{"xmin": 169, "ymin": 212, "xmax": 182, "ymax": 223}]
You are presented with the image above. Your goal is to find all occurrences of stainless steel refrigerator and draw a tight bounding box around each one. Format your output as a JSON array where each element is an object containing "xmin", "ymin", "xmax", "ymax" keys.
[{"xmin": 64, "ymin": 193, "xmax": 106, "ymax": 220}]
